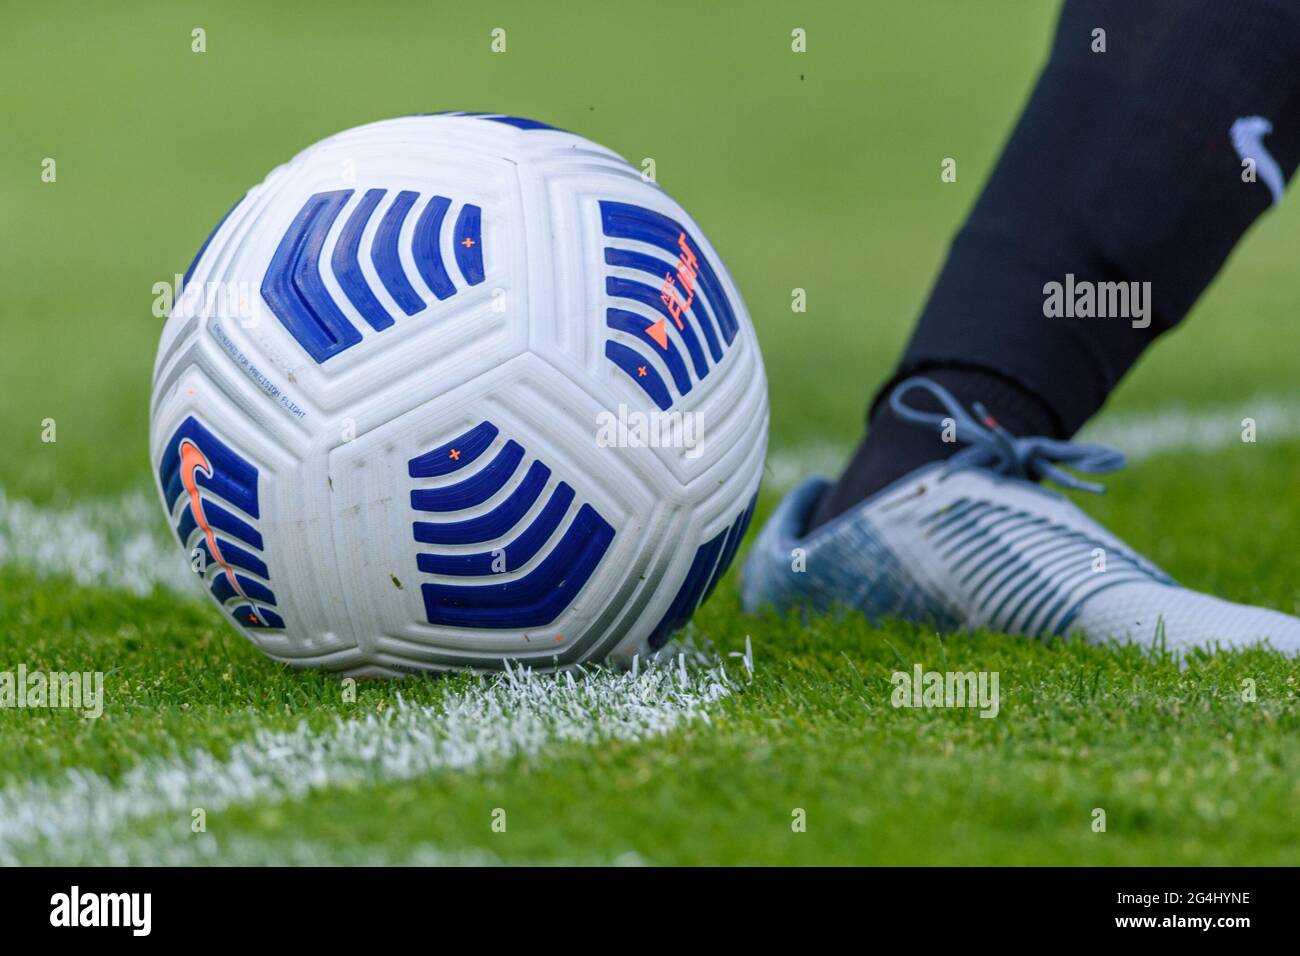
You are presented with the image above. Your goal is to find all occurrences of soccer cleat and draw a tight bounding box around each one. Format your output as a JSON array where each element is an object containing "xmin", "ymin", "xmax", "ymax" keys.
[{"xmin": 741, "ymin": 377, "xmax": 1300, "ymax": 654}]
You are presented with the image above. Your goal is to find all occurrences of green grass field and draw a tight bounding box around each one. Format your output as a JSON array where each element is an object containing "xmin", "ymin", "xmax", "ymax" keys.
[{"xmin": 2, "ymin": 0, "xmax": 1299, "ymax": 865}]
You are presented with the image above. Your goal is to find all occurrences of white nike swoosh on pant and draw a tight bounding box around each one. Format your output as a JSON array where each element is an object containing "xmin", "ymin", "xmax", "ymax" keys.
[{"xmin": 1231, "ymin": 115, "xmax": 1285, "ymax": 205}]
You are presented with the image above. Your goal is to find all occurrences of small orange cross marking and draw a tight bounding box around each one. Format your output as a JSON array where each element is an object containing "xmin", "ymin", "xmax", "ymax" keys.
[
  {"xmin": 449, "ymin": 448, "xmax": 461, "ymax": 461},
  {"xmin": 637, "ymin": 366, "xmax": 647, "ymax": 377},
  {"xmin": 461, "ymin": 236, "xmax": 476, "ymax": 248}
]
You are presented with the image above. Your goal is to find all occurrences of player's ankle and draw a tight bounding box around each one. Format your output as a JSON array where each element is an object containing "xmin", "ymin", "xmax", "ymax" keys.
[{"xmin": 807, "ymin": 365, "xmax": 1062, "ymax": 531}]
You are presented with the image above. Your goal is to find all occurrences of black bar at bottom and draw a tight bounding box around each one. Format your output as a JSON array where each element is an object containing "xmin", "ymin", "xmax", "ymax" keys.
[{"xmin": 0, "ymin": 866, "xmax": 1287, "ymax": 941}]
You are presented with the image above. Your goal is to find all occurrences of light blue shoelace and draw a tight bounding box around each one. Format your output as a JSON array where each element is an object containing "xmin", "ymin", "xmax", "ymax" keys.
[{"xmin": 889, "ymin": 376, "xmax": 1125, "ymax": 494}]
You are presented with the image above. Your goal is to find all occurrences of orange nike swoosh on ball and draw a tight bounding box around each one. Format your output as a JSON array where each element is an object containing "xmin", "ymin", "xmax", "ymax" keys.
[{"xmin": 179, "ymin": 438, "xmax": 262, "ymax": 623}]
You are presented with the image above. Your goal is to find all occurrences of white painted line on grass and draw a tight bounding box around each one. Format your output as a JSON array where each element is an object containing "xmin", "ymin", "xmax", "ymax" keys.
[
  {"xmin": 0, "ymin": 488, "xmax": 194, "ymax": 595},
  {"xmin": 37, "ymin": 832, "xmax": 645, "ymax": 867},
  {"xmin": 1080, "ymin": 391, "xmax": 1300, "ymax": 460},
  {"xmin": 0, "ymin": 655, "xmax": 735, "ymax": 865}
]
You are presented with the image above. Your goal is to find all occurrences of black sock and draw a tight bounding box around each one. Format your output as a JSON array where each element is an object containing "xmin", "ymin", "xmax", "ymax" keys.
[{"xmin": 807, "ymin": 366, "xmax": 1061, "ymax": 531}]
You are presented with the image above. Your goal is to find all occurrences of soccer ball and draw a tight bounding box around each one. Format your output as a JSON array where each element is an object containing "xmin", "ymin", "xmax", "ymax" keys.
[{"xmin": 150, "ymin": 113, "xmax": 768, "ymax": 676}]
